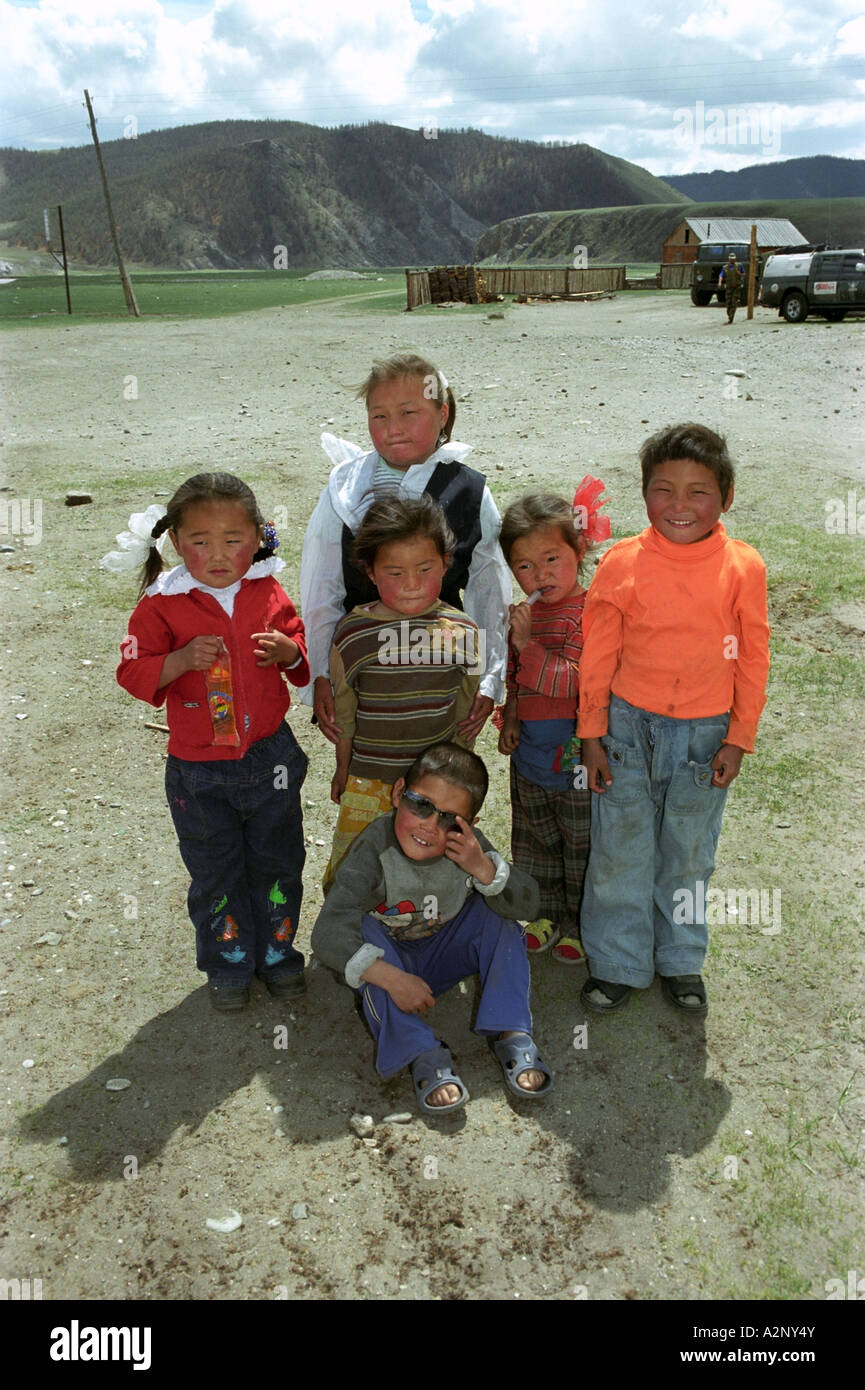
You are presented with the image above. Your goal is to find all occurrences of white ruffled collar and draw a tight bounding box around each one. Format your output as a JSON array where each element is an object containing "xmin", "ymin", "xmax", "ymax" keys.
[
  {"xmin": 146, "ymin": 555, "xmax": 285, "ymax": 598},
  {"xmin": 320, "ymin": 433, "xmax": 474, "ymax": 530}
]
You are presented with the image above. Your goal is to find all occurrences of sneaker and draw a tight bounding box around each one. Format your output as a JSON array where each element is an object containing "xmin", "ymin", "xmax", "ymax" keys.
[
  {"xmin": 262, "ymin": 971, "xmax": 306, "ymax": 1001},
  {"xmin": 209, "ymin": 983, "xmax": 250, "ymax": 1012}
]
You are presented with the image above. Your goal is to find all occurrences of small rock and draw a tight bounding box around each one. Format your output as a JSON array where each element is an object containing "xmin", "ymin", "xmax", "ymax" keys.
[
  {"xmin": 350, "ymin": 1113, "xmax": 375, "ymax": 1138},
  {"xmin": 63, "ymin": 909, "xmax": 77, "ymax": 920},
  {"xmin": 33, "ymin": 932, "xmax": 62, "ymax": 947},
  {"xmin": 206, "ymin": 1210, "xmax": 243, "ymax": 1233},
  {"xmin": 274, "ymin": 1127, "xmax": 285, "ymax": 1138},
  {"xmin": 267, "ymin": 1217, "xmax": 282, "ymax": 1227},
  {"xmin": 291, "ymin": 1202, "xmax": 309, "ymax": 1221},
  {"xmin": 272, "ymin": 1104, "xmax": 284, "ymax": 1114},
  {"xmin": 22, "ymin": 1059, "xmax": 35, "ymax": 1068},
  {"xmin": 105, "ymin": 1077, "xmax": 132, "ymax": 1091},
  {"xmin": 776, "ymin": 821, "xmax": 791, "ymax": 829},
  {"xmin": 59, "ymin": 1136, "xmax": 68, "ymax": 1145},
  {"xmin": 21, "ymin": 879, "xmax": 35, "ymax": 887},
  {"xmin": 0, "ymin": 544, "xmax": 15, "ymax": 554},
  {"xmin": 382, "ymin": 1112, "xmax": 412, "ymax": 1124},
  {"xmin": 64, "ymin": 491, "xmax": 93, "ymax": 506}
]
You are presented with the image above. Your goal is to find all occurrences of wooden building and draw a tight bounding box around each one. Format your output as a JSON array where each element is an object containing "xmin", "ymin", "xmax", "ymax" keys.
[{"xmin": 662, "ymin": 216, "xmax": 805, "ymax": 264}]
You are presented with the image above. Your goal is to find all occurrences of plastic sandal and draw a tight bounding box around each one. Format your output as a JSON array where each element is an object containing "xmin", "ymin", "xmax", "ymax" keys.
[
  {"xmin": 410, "ymin": 1044, "xmax": 469, "ymax": 1115},
  {"xmin": 488, "ymin": 1032, "xmax": 554, "ymax": 1099},
  {"xmin": 523, "ymin": 919, "xmax": 561, "ymax": 953},
  {"xmin": 661, "ymin": 974, "xmax": 708, "ymax": 1016},
  {"xmin": 580, "ymin": 976, "xmax": 631, "ymax": 1013},
  {"xmin": 551, "ymin": 934, "xmax": 586, "ymax": 965}
]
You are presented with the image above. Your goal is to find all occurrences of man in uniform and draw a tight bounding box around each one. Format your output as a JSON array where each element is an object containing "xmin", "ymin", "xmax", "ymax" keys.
[{"xmin": 718, "ymin": 251, "xmax": 744, "ymax": 324}]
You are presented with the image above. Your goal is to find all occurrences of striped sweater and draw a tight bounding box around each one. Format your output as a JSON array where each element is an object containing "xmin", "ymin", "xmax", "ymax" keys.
[
  {"xmin": 506, "ymin": 589, "xmax": 586, "ymax": 720},
  {"xmin": 331, "ymin": 601, "xmax": 480, "ymax": 782}
]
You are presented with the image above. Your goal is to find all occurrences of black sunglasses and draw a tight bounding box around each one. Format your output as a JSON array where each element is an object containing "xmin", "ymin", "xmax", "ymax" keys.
[{"xmin": 400, "ymin": 787, "xmax": 462, "ymax": 829}]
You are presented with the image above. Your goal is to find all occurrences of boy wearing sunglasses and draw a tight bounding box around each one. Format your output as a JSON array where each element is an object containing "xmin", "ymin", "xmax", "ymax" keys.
[{"xmin": 311, "ymin": 743, "xmax": 553, "ymax": 1114}]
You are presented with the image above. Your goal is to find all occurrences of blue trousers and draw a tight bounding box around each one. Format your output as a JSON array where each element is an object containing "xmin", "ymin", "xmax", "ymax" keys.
[
  {"xmin": 165, "ymin": 723, "xmax": 307, "ymax": 987},
  {"xmin": 358, "ymin": 896, "xmax": 532, "ymax": 1077},
  {"xmin": 580, "ymin": 695, "xmax": 729, "ymax": 987}
]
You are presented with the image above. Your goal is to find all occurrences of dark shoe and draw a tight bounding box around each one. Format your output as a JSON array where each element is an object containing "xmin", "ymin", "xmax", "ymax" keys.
[
  {"xmin": 209, "ymin": 983, "xmax": 250, "ymax": 1012},
  {"xmin": 262, "ymin": 971, "xmax": 306, "ymax": 1001},
  {"xmin": 661, "ymin": 974, "xmax": 708, "ymax": 1016},
  {"xmin": 580, "ymin": 976, "xmax": 631, "ymax": 1013}
]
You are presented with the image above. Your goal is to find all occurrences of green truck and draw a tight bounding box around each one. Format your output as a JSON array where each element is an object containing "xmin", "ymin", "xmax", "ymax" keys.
[{"xmin": 690, "ymin": 241, "xmax": 755, "ymax": 306}]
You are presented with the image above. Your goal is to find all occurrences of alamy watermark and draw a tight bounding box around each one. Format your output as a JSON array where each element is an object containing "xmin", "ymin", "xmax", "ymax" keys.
[
  {"xmin": 0, "ymin": 497, "xmax": 42, "ymax": 546},
  {"xmin": 673, "ymin": 882, "xmax": 781, "ymax": 935},
  {"xmin": 824, "ymin": 492, "xmax": 865, "ymax": 536},
  {"xmin": 376, "ymin": 620, "xmax": 486, "ymax": 675},
  {"xmin": 673, "ymin": 100, "xmax": 781, "ymax": 158}
]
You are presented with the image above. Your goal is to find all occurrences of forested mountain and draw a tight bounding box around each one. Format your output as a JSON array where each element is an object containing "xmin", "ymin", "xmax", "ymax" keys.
[
  {"xmin": 663, "ymin": 156, "xmax": 865, "ymax": 203},
  {"xmin": 0, "ymin": 120, "xmax": 687, "ymax": 269}
]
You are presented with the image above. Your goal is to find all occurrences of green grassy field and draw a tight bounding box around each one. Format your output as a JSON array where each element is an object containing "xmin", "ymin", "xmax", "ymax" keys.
[{"xmin": 0, "ymin": 268, "xmax": 408, "ymax": 325}]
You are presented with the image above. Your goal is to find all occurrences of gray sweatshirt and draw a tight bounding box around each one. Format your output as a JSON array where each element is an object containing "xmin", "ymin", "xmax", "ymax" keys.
[{"xmin": 311, "ymin": 813, "xmax": 540, "ymax": 987}]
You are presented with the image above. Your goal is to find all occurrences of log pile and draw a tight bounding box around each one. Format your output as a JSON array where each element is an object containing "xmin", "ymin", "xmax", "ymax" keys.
[
  {"xmin": 428, "ymin": 265, "xmax": 489, "ymax": 304},
  {"xmin": 515, "ymin": 289, "xmax": 617, "ymax": 304}
]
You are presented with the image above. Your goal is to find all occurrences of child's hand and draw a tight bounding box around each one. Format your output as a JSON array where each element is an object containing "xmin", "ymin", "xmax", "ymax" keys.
[
  {"xmin": 498, "ymin": 715, "xmax": 520, "ymax": 755},
  {"xmin": 313, "ymin": 676, "xmax": 343, "ymax": 743},
  {"xmin": 711, "ymin": 743, "xmax": 744, "ymax": 788},
  {"xmin": 251, "ymin": 629, "xmax": 297, "ymax": 667},
  {"xmin": 508, "ymin": 602, "xmax": 533, "ymax": 654},
  {"xmin": 457, "ymin": 692, "xmax": 493, "ymax": 741},
  {"xmin": 582, "ymin": 737, "xmax": 613, "ymax": 793},
  {"xmin": 331, "ymin": 769, "xmax": 347, "ymax": 805},
  {"xmin": 363, "ymin": 960, "xmax": 435, "ymax": 1015},
  {"xmin": 445, "ymin": 816, "xmax": 494, "ymax": 883},
  {"xmin": 182, "ymin": 635, "xmax": 223, "ymax": 671}
]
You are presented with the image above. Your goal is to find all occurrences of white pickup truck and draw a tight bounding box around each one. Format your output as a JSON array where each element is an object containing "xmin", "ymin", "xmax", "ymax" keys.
[{"xmin": 759, "ymin": 247, "xmax": 865, "ymax": 322}]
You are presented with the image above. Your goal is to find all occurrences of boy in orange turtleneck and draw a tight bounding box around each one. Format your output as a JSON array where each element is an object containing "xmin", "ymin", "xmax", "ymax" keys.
[{"xmin": 577, "ymin": 423, "xmax": 770, "ymax": 1017}]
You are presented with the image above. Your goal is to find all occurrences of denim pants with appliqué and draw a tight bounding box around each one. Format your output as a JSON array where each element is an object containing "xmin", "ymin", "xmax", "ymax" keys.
[
  {"xmin": 580, "ymin": 695, "xmax": 730, "ymax": 988},
  {"xmin": 165, "ymin": 723, "xmax": 307, "ymax": 987}
]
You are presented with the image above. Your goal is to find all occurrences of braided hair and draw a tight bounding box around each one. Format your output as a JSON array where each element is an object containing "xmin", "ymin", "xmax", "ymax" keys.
[{"xmin": 139, "ymin": 472, "xmax": 274, "ymax": 596}]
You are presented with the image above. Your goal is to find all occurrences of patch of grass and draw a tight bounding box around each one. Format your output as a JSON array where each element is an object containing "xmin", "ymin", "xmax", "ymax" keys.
[{"xmin": 0, "ymin": 270, "xmax": 406, "ymax": 325}]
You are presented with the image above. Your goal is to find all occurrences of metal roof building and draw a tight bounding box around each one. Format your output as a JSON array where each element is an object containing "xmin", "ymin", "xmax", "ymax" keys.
[{"xmin": 663, "ymin": 215, "xmax": 805, "ymax": 263}]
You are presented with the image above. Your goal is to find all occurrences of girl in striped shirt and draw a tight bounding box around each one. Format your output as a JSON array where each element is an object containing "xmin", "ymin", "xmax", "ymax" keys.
[{"xmin": 497, "ymin": 483, "xmax": 609, "ymax": 964}]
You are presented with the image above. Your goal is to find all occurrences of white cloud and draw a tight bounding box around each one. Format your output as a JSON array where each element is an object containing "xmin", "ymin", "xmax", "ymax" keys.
[{"xmin": 0, "ymin": 0, "xmax": 861, "ymax": 171}]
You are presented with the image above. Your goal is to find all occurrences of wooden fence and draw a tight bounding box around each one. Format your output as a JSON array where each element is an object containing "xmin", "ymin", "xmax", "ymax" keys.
[
  {"xmin": 406, "ymin": 263, "xmax": 689, "ymax": 309},
  {"xmin": 659, "ymin": 263, "xmax": 692, "ymax": 289}
]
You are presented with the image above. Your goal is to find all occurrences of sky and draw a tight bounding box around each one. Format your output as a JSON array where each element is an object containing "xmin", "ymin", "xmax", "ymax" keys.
[{"xmin": 1, "ymin": 0, "xmax": 863, "ymax": 175}]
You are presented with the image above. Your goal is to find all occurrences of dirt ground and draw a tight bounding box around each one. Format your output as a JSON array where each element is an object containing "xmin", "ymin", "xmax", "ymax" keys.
[{"xmin": 0, "ymin": 290, "xmax": 863, "ymax": 1306}]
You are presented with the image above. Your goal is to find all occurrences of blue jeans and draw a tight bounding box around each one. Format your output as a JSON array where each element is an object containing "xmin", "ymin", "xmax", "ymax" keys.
[
  {"xmin": 165, "ymin": 723, "xmax": 307, "ymax": 987},
  {"xmin": 580, "ymin": 695, "xmax": 729, "ymax": 987},
  {"xmin": 358, "ymin": 897, "xmax": 532, "ymax": 1076}
]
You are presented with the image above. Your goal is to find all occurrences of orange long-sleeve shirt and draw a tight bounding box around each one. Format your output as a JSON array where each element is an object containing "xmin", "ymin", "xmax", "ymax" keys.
[{"xmin": 577, "ymin": 524, "xmax": 769, "ymax": 752}]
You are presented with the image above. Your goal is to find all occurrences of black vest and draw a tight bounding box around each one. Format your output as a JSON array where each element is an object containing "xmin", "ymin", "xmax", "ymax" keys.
[{"xmin": 341, "ymin": 460, "xmax": 485, "ymax": 613}]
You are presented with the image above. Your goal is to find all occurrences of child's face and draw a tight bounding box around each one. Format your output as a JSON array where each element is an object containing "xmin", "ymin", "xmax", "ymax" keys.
[
  {"xmin": 391, "ymin": 774, "xmax": 475, "ymax": 862},
  {"xmin": 170, "ymin": 500, "xmax": 262, "ymax": 588},
  {"xmin": 645, "ymin": 458, "xmax": 733, "ymax": 545},
  {"xmin": 366, "ymin": 534, "xmax": 448, "ymax": 614},
  {"xmin": 509, "ymin": 524, "xmax": 582, "ymax": 605},
  {"xmin": 367, "ymin": 375, "xmax": 448, "ymax": 471}
]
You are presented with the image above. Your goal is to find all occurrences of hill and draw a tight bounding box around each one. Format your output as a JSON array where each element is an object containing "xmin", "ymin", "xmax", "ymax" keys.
[
  {"xmin": 0, "ymin": 121, "xmax": 687, "ymax": 270},
  {"xmin": 474, "ymin": 198, "xmax": 865, "ymax": 264},
  {"xmin": 662, "ymin": 155, "xmax": 865, "ymax": 202}
]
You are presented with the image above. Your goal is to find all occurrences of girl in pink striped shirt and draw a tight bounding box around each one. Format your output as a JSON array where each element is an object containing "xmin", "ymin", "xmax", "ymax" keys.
[{"xmin": 497, "ymin": 484, "xmax": 610, "ymax": 964}]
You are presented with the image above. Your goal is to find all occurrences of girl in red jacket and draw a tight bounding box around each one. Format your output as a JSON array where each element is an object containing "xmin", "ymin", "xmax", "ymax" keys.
[{"xmin": 109, "ymin": 473, "xmax": 310, "ymax": 1012}]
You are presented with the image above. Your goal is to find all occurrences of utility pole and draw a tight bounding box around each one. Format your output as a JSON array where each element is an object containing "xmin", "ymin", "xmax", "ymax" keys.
[
  {"xmin": 83, "ymin": 89, "xmax": 139, "ymax": 317},
  {"xmin": 747, "ymin": 223, "xmax": 758, "ymax": 320}
]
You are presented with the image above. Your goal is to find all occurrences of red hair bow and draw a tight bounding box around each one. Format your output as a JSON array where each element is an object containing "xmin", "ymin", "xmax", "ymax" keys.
[{"xmin": 572, "ymin": 475, "xmax": 611, "ymax": 542}]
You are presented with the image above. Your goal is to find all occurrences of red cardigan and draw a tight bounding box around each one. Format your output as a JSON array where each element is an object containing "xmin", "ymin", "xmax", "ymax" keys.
[{"xmin": 117, "ymin": 576, "xmax": 309, "ymax": 761}]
